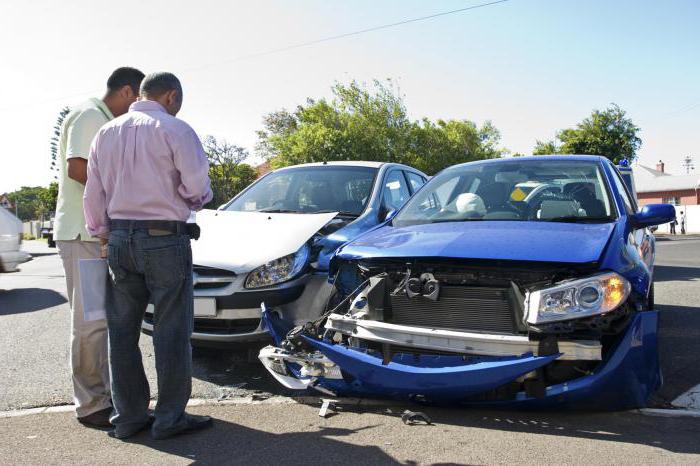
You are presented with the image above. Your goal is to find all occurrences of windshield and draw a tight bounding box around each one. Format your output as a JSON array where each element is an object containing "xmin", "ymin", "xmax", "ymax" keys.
[
  {"xmin": 226, "ymin": 166, "xmax": 378, "ymax": 215},
  {"xmin": 393, "ymin": 160, "xmax": 614, "ymax": 227}
]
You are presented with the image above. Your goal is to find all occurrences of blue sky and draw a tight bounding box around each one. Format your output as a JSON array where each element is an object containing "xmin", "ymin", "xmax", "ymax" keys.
[{"xmin": 1, "ymin": 0, "xmax": 698, "ymax": 191}]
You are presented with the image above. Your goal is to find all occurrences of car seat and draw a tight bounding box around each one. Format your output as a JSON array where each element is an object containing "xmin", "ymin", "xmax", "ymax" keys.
[{"xmin": 564, "ymin": 182, "xmax": 606, "ymax": 217}]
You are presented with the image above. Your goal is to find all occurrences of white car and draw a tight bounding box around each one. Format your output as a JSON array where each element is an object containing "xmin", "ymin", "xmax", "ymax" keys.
[
  {"xmin": 0, "ymin": 208, "xmax": 31, "ymax": 272},
  {"xmin": 142, "ymin": 161, "xmax": 428, "ymax": 346}
]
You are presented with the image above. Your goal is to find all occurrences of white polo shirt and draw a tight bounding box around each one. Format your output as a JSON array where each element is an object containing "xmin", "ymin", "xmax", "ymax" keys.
[{"xmin": 54, "ymin": 98, "xmax": 113, "ymax": 242}]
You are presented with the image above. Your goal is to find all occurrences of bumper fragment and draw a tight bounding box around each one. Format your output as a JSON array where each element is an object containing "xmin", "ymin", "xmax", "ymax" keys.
[{"xmin": 258, "ymin": 308, "xmax": 661, "ymax": 410}]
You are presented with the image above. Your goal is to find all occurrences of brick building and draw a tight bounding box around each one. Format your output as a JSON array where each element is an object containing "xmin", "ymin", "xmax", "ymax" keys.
[
  {"xmin": 634, "ymin": 161, "xmax": 699, "ymax": 207},
  {"xmin": 633, "ymin": 160, "xmax": 699, "ymax": 233}
]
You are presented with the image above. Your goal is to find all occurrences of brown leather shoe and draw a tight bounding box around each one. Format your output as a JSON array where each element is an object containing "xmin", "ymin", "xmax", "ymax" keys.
[{"xmin": 78, "ymin": 407, "xmax": 113, "ymax": 429}]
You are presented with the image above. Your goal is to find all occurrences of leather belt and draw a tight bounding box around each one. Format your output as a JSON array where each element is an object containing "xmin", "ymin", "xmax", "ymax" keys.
[{"xmin": 109, "ymin": 219, "xmax": 200, "ymax": 240}]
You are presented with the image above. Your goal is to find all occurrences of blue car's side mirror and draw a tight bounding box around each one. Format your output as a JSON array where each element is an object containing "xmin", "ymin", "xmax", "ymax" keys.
[{"xmin": 631, "ymin": 204, "xmax": 676, "ymax": 228}]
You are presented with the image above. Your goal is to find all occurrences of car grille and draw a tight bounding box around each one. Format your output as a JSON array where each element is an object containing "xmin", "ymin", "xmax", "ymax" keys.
[
  {"xmin": 193, "ymin": 265, "xmax": 236, "ymax": 292},
  {"xmin": 144, "ymin": 314, "xmax": 260, "ymax": 335},
  {"xmin": 389, "ymin": 285, "xmax": 518, "ymax": 334}
]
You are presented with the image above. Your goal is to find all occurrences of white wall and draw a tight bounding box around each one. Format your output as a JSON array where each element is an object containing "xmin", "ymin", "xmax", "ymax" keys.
[{"xmin": 654, "ymin": 204, "xmax": 700, "ymax": 234}]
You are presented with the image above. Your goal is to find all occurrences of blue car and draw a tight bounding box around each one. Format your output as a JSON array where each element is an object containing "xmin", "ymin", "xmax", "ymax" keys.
[{"xmin": 259, "ymin": 155, "xmax": 676, "ymax": 410}]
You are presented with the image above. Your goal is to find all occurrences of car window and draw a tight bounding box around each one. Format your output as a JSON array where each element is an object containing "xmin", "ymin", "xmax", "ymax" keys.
[
  {"xmin": 382, "ymin": 170, "xmax": 411, "ymax": 212},
  {"xmin": 405, "ymin": 171, "xmax": 426, "ymax": 193},
  {"xmin": 609, "ymin": 167, "xmax": 636, "ymax": 214},
  {"xmin": 226, "ymin": 166, "xmax": 377, "ymax": 215}
]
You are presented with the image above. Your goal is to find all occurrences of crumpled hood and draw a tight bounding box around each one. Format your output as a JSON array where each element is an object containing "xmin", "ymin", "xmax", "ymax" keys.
[
  {"xmin": 337, "ymin": 221, "xmax": 615, "ymax": 264},
  {"xmin": 191, "ymin": 209, "xmax": 337, "ymax": 273}
]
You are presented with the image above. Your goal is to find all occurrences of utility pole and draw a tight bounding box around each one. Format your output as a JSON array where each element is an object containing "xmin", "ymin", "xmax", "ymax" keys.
[{"xmin": 681, "ymin": 155, "xmax": 695, "ymax": 174}]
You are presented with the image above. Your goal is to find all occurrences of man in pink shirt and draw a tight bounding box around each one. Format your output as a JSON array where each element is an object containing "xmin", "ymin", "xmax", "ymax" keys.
[{"xmin": 84, "ymin": 72, "xmax": 213, "ymax": 440}]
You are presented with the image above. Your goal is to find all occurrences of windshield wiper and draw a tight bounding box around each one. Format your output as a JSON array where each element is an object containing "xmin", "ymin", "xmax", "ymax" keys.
[
  {"xmin": 542, "ymin": 216, "xmax": 613, "ymax": 223},
  {"xmin": 314, "ymin": 210, "xmax": 360, "ymax": 217},
  {"xmin": 256, "ymin": 208, "xmax": 301, "ymax": 213},
  {"xmin": 429, "ymin": 218, "xmax": 485, "ymax": 223}
]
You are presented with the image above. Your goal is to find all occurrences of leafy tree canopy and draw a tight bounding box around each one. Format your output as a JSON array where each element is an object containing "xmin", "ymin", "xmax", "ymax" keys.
[
  {"xmin": 5, "ymin": 183, "xmax": 58, "ymax": 222},
  {"xmin": 201, "ymin": 135, "xmax": 257, "ymax": 208},
  {"xmin": 256, "ymin": 80, "xmax": 504, "ymax": 175},
  {"xmin": 533, "ymin": 104, "xmax": 641, "ymax": 163}
]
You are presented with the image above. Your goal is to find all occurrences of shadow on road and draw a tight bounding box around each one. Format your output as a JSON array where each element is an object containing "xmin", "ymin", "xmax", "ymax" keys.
[
  {"xmin": 654, "ymin": 265, "xmax": 700, "ymax": 282},
  {"xmin": 657, "ymin": 303, "xmax": 700, "ymax": 402},
  {"xmin": 125, "ymin": 421, "xmax": 399, "ymax": 465},
  {"xmin": 0, "ymin": 288, "xmax": 67, "ymax": 315},
  {"xmin": 27, "ymin": 251, "xmax": 58, "ymax": 258}
]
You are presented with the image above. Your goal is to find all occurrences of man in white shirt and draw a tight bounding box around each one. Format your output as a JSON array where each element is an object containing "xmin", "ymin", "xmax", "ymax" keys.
[{"xmin": 54, "ymin": 67, "xmax": 144, "ymax": 429}]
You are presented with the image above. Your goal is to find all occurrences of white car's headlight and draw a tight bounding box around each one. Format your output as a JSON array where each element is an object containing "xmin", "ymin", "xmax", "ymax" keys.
[
  {"xmin": 526, "ymin": 272, "xmax": 630, "ymax": 324},
  {"xmin": 244, "ymin": 243, "xmax": 310, "ymax": 289}
]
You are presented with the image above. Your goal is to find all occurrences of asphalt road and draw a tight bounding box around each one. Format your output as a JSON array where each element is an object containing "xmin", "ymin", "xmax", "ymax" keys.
[
  {"xmin": 1, "ymin": 238, "xmax": 699, "ymax": 411},
  {"xmin": 3, "ymin": 402, "xmax": 700, "ymax": 465},
  {"xmin": 1, "ymin": 237, "xmax": 699, "ymax": 464}
]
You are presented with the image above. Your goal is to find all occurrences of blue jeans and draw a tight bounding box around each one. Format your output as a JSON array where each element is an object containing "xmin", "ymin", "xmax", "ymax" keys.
[{"xmin": 106, "ymin": 228, "xmax": 193, "ymax": 437}]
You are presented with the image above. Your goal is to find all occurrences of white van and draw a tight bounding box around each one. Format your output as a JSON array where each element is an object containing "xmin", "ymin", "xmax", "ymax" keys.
[{"xmin": 0, "ymin": 208, "xmax": 31, "ymax": 272}]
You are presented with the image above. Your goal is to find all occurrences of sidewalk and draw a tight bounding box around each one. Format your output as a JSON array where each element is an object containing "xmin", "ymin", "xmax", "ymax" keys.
[{"xmin": 2, "ymin": 399, "xmax": 700, "ymax": 465}]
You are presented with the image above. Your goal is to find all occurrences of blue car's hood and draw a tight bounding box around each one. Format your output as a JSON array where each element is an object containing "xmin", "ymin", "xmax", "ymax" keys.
[{"xmin": 337, "ymin": 221, "xmax": 615, "ymax": 264}]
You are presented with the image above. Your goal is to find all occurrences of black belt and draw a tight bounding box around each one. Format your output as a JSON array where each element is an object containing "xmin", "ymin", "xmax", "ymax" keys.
[{"xmin": 109, "ymin": 219, "xmax": 200, "ymax": 240}]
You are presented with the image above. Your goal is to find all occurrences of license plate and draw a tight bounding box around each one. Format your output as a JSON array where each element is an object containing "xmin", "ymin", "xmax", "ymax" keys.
[{"xmin": 194, "ymin": 298, "xmax": 217, "ymax": 317}]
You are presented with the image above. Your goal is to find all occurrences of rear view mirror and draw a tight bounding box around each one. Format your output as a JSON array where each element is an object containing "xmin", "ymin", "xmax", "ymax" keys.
[
  {"xmin": 379, "ymin": 208, "xmax": 397, "ymax": 223},
  {"xmin": 632, "ymin": 204, "xmax": 676, "ymax": 228}
]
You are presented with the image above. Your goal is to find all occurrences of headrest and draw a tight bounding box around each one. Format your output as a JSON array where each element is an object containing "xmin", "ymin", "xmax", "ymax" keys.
[{"xmin": 455, "ymin": 193, "xmax": 487, "ymax": 217}]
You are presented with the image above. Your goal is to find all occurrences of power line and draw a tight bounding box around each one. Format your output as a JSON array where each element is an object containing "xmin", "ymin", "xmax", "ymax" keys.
[
  {"xmin": 184, "ymin": 0, "xmax": 512, "ymax": 73},
  {"xmin": 0, "ymin": 0, "xmax": 512, "ymax": 112}
]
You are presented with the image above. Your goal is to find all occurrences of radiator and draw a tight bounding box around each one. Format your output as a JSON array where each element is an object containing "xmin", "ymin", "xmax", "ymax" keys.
[{"xmin": 389, "ymin": 285, "xmax": 518, "ymax": 334}]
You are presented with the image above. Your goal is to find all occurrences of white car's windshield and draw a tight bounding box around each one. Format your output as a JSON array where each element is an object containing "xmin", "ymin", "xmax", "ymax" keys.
[
  {"xmin": 226, "ymin": 166, "xmax": 378, "ymax": 216},
  {"xmin": 393, "ymin": 160, "xmax": 614, "ymax": 227}
]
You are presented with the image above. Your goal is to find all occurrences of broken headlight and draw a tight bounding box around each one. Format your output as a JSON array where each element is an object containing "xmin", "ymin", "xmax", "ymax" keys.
[
  {"xmin": 526, "ymin": 272, "xmax": 630, "ymax": 324},
  {"xmin": 244, "ymin": 243, "xmax": 310, "ymax": 289}
]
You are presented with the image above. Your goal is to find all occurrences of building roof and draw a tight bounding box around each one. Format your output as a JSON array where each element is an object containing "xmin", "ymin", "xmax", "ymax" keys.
[{"xmin": 633, "ymin": 164, "xmax": 699, "ymax": 193}]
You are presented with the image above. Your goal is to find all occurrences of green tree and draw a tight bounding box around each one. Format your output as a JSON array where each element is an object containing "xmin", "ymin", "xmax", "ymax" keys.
[
  {"xmin": 532, "ymin": 140, "xmax": 560, "ymax": 155},
  {"xmin": 6, "ymin": 185, "xmax": 57, "ymax": 221},
  {"xmin": 50, "ymin": 106, "xmax": 70, "ymax": 179},
  {"xmin": 533, "ymin": 104, "xmax": 641, "ymax": 163},
  {"xmin": 256, "ymin": 80, "xmax": 504, "ymax": 175},
  {"xmin": 201, "ymin": 135, "xmax": 257, "ymax": 208}
]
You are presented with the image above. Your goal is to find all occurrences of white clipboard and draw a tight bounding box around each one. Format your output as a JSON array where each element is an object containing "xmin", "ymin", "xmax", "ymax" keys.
[{"xmin": 79, "ymin": 258, "xmax": 108, "ymax": 322}]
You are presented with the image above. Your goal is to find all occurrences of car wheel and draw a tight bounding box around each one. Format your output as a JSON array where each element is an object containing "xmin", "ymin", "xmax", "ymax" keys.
[{"xmin": 647, "ymin": 282, "xmax": 655, "ymax": 310}]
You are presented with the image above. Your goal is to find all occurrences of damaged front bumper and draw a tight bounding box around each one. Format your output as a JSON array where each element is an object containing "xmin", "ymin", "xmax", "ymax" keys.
[{"xmin": 259, "ymin": 309, "xmax": 661, "ymax": 410}]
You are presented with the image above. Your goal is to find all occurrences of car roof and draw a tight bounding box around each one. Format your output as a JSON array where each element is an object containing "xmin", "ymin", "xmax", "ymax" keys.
[
  {"xmin": 273, "ymin": 161, "xmax": 426, "ymax": 175},
  {"xmin": 275, "ymin": 161, "xmax": 386, "ymax": 170},
  {"xmin": 448, "ymin": 154, "xmax": 609, "ymax": 171}
]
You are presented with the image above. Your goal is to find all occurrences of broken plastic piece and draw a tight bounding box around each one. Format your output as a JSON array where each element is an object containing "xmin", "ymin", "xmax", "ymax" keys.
[
  {"xmin": 319, "ymin": 399, "xmax": 338, "ymax": 418},
  {"xmin": 401, "ymin": 410, "xmax": 432, "ymax": 425}
]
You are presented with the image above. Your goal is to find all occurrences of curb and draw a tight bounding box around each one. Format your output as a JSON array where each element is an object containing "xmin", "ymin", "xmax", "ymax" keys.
[
  {"xmin": 637, "ymin": 408, "xmax": 700, "ymax": 419},
  {"xmin": 0, "ymin": 395, "xmax": 397, "ymax": 419},
  {"xmin": 3, "ymin": 395, "xmax": 700, "ymax": 420}
]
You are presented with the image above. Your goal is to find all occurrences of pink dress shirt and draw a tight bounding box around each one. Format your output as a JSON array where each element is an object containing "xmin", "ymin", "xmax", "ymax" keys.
[{"xmin": 84, "ymin": 100, "xmax": 212, "ymax": 237}]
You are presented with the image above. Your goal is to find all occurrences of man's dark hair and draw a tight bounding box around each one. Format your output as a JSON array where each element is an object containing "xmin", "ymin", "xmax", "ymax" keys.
[
  {"xmin": 140, "ymin": 72, "xmax": 182, "ymax": 99},
  {"xmin": 106, "ymin": 67, "xmax": 145, "ymax": 95}
]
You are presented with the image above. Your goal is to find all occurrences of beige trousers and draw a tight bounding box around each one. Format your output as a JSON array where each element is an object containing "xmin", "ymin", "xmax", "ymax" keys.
[{"xmin": 57, "ymin": 239, "xmax": 111, "ymax": 417}]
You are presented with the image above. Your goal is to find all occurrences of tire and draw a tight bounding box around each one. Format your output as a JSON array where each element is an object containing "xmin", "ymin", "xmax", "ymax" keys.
[{"xmin": 647, "ymin": 282, "xmax": 655, "ymax": 310}]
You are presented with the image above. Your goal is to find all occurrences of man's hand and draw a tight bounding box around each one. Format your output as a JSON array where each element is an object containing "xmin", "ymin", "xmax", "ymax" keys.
[
  {"xmin": 67, "ymin": 158, "xmax": 88, "ymax": 185},
  {"xmin": 100, "ymin": 238, "xmax": 108, "ymax": 259}
]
